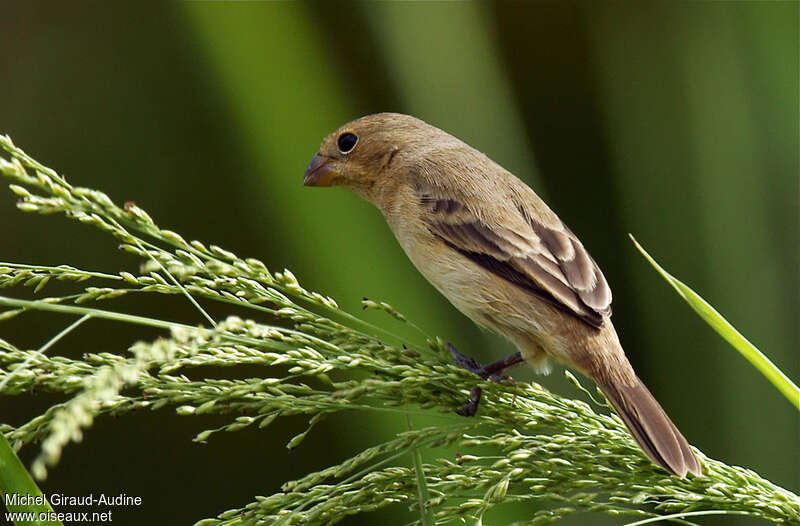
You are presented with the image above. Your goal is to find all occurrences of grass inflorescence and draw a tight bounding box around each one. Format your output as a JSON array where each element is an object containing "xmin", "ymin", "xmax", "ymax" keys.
[{"xmin": 0, "ymin": 135, "xmax": 797, "ymax": 525}]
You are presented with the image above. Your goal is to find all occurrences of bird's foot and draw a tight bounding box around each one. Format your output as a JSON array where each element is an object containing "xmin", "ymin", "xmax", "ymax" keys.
[
  {"xmin": 455, "ymin": 386, "xmax": 482, "ymax": 417},
  {"xmin": 446, "ymin": 343, "xmax": 524, "ymax": 416},
  {"xmin": 447, "ymin": 342, "xmax": 483, "ymax": 374}
]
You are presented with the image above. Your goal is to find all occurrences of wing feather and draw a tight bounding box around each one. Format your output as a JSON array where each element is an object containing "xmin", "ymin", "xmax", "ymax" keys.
[{"xmin": 416, "ymin": 183, "xmax": 611, "ymax": 328}]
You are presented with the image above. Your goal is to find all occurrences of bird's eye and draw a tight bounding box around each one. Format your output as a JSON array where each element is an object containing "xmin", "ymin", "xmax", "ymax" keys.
[{"xmin": 337, "ymin": 132, "xmax": 358, "ymax": 154}]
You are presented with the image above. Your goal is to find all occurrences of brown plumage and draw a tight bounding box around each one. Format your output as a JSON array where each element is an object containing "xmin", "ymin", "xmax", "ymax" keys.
[{"xmin": 303, "ymin": 113, "xmax": 701, "ymax": 477}]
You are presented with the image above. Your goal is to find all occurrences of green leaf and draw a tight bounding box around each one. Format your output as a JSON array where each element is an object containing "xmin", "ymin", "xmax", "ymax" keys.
[
  {"xmin": 0, "ymin": 434, "xmax": 62, "ymax": 525},
  {"xmin": 631, "ymin": 235, "xmax": 799, "ymax": 410}
]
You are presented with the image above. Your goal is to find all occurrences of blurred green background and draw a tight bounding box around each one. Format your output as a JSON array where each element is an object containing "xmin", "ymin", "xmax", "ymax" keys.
[{"xmin": 1, "ymin": 2, "xmax": 797, "ymax": 525}]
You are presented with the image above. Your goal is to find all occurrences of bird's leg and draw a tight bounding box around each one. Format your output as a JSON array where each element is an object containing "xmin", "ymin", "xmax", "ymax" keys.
[
  {"xmin": 447, "ymin": 342, "xmax": 523, "ymax": 380},
  {"xmin": 446, "ymin": 342, "xmax": 524, "ymax": 416},
  {"xmin": 477, "ymin": 351, "xmax": 525, "ymax": 381}
]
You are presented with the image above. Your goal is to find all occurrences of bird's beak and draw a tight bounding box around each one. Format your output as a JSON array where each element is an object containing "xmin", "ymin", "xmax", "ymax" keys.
[{"xmin": 303, "ymin": 153, "xmax": 338, "ymax": 187}]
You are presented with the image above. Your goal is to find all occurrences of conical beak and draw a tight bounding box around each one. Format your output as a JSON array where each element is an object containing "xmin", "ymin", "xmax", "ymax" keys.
[{"xmin": 303, "ymin": 153, "xmax": 337, "ymax": 187}]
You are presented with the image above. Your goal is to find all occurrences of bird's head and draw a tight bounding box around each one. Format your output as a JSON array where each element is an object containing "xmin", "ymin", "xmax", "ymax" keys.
[{"xmin": 303, "ymin": 113, "xmax": 445, "ymax": 203}]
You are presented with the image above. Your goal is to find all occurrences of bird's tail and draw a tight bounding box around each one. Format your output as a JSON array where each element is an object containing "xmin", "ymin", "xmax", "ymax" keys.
[{"xmin": 594, "ymin": 374, "xmax": 701, "ymax": 477}]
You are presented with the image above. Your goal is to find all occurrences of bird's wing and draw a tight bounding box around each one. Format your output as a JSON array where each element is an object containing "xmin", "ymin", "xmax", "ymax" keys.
[{"xmin": 414, "ymin": 180, "xmax": 611, "ymax": 328}]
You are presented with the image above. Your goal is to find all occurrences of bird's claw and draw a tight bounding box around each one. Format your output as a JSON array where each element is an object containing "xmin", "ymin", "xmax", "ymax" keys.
[
  {"xmin": 455, "ymin": 387, "xmax": 482, "ymax": 417},
  {"xmin": 446, "ymin": 342, "xmax": 524, "ymax": 416},
  {"xmin": 447, "ymin": 342, "xmax": 482, "ymax": 374}
]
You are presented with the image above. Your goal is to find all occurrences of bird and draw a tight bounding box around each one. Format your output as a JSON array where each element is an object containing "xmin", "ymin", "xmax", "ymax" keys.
[{"xmin": 303, "ymin": 112, "xmax": 701, "ymax": 477}]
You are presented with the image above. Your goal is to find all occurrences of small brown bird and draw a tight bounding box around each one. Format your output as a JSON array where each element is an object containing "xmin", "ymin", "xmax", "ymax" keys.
[{"xmin": 303, "ymin": 113, "xmax": 701, "ymax": 477}]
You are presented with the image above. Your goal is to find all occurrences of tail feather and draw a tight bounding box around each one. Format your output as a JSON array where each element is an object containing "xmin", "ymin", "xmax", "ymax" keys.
[{"xmin": 596, "ymin": 377, "xmax": 701, "ymax": 477}]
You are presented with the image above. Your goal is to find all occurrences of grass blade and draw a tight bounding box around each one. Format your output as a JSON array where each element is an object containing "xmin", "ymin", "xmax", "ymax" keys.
[
  {"xmin": 405, "ymin": 408, "xmax": 430, "ymax": 526},
  {"xmin": 0, "ymin": 434, "xmax": 61, "ymax": 525},
  {"xmin": 631, "ymin": 235, "xmax": 799, "ymax": 410}
]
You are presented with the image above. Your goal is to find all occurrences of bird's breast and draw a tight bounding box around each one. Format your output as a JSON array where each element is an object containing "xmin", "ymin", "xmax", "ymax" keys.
[{"xmin": 383, "ymin": 207, "xmax": 496, "ymax": 326}]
